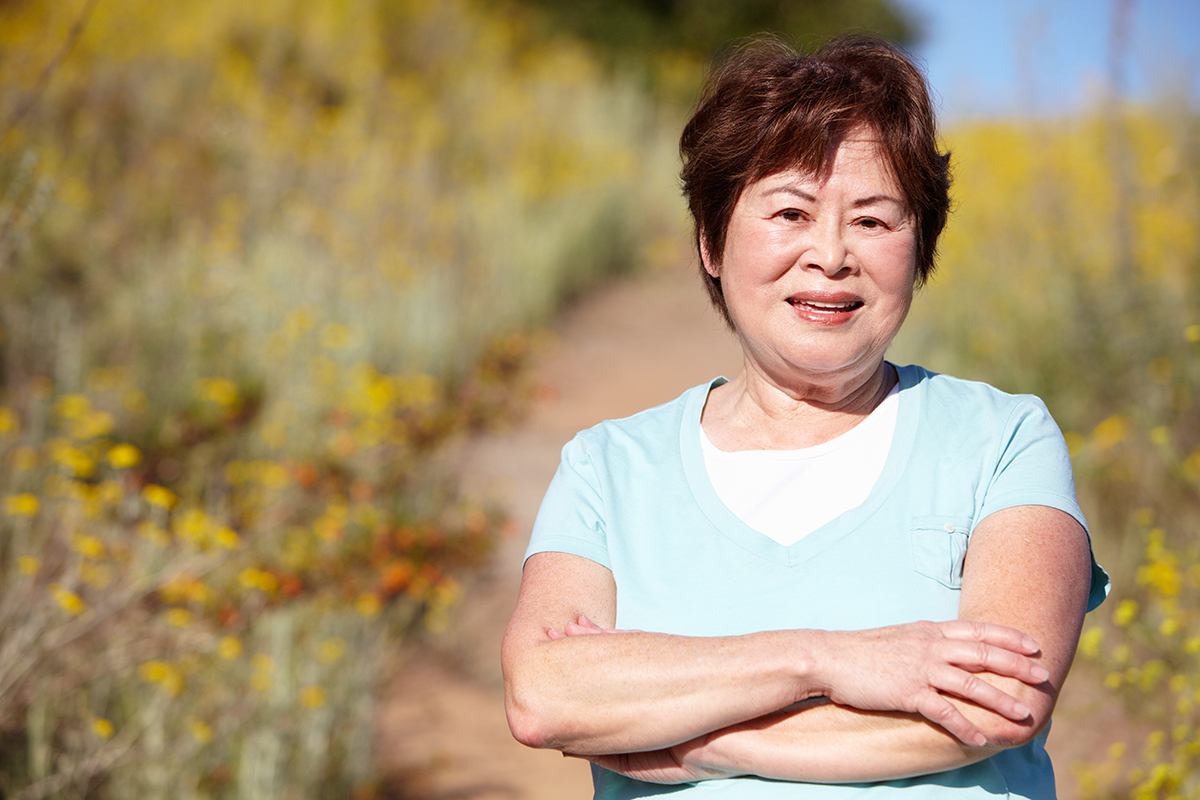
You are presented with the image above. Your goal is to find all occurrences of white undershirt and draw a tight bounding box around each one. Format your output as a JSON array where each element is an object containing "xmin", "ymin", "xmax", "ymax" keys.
[{"xmin": 700, "ymin": 384, "xmax": 900, "ymax": 546}]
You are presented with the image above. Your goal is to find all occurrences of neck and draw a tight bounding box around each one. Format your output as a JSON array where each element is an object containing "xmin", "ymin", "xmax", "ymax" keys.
[{"xmin": 702, "ymin": 361, "xmax": 895, "ymax": 451}]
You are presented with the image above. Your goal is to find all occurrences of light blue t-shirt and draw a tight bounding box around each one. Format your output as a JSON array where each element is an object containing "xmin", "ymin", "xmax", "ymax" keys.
[{"xmin": 526, "ymin": 363, "xmax": 1110, "ymax": 799}]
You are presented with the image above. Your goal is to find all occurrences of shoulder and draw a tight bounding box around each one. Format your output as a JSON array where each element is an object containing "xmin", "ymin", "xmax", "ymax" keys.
[
  {"xmin": 898, "ymin": 364, "xmax": 1059, "ymax": 433},
  {"xmin": 567, "ymin": 379, "xmax": 714, "ymax": 459}
]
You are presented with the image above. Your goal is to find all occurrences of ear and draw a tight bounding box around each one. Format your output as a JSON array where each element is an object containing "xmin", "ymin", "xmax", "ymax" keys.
[{"xmin": 699, "ymin": 235, "xmax": 719, "ymax": 278}]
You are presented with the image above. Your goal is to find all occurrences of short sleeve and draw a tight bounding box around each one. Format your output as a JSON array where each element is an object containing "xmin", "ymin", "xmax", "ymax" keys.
[
  {"xmin": 523, "ymin": 435, "xmax": 612, "ymax": 570},
  {"xmin": 980, "ymin": 396, "xmax": 1110, "ymax": 612}
]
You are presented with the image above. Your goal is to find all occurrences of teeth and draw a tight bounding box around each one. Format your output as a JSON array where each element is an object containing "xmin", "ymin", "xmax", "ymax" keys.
[{"xmin": 792, "ymin": 299, "xmax": 860, "ymax": 310}]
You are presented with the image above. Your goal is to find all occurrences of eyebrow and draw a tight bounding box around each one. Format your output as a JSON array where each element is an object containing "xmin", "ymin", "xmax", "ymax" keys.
[{"xmin": 762, "ymin": 185, "xmax": 905, "ymax": 208}]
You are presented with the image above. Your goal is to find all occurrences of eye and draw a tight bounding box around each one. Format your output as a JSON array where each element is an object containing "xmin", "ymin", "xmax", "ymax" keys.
[
  {"xmin": 778, "ymin": 209, "xmax": 803, "ymax": 222},
  {"xmin": 856, "ymin": 217, "xmax": 887, "ymax": 230}
]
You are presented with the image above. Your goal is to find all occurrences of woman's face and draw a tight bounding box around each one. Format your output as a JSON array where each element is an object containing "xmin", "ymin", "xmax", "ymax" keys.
[{"xmin": 705, "ymin": 132, "xmax": 917, "ymax": 392}]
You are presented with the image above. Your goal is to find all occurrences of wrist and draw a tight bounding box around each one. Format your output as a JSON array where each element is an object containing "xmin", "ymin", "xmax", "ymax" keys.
[{"xmin": 786, "ymin": 628, "xmax": 833, "ymax": 702}]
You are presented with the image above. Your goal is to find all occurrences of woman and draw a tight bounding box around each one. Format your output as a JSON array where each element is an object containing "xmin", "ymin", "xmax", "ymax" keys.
[{"xmin": 502, "ymin": 35, "xmax": 1108, "ymax": 798}]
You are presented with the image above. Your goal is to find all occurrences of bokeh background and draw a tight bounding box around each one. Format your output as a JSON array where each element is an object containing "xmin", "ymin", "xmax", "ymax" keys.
[{"xmin": 1, "ymin": 0, "xmax": 1197, "ymax": 797}]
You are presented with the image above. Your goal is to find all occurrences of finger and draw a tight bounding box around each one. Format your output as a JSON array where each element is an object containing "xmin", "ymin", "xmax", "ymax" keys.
[
  {"xmin": 562, "ymin": 622, "xmax": 605, "ymax": 636},
  {"xmin": 547, "ymin": 627, "xmax": 565, "ymax": 640},
  {"xmin": 913, "ymin": 690, "xmax": 988, "ymax": 747},
  {"xmin": 941, "ymin": 619, "xmax": 1040, "ymax": 655},
  {"xmin": 942, "ymin": 640, "xmax": 1050, "ymax": 685},
  {"xmin": 932, "ymin": 668, "xmax": 1033, "ymax": 722}
]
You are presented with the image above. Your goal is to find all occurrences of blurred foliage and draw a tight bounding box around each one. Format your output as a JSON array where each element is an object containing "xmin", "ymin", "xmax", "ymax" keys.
[
  {"xmin": 503, "ymin": 0, "xmax": 920, "ymax": 106},
  {"xmin": 2, "ymin": 0, "xmax": 1198, "ymax": 794},
  {"xmin": 892, "ymin": 101, "xmax": 1200, "ymax": 797},
  {"xmin": 0, "ymin": 0, "xmax": 684, "ymax": 795}
]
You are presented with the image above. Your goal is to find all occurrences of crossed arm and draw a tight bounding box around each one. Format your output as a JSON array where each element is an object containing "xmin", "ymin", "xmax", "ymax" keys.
[{"xmin": 501, "ymin": 504, "xmax": 1094, "ymax": 784}]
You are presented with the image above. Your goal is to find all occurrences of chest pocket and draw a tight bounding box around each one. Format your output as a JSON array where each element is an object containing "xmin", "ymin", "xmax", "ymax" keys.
[{"xmin": 911, "ymin": 516, "xmax": 972, "ymax": 589}]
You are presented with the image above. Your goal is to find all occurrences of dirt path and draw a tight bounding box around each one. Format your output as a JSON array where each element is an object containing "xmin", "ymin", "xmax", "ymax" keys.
[
  {"xmin": 375, "ymin": 260, "xmax": 742, "ymax": 799},
  {"xmin": 374, "ymin": 260, "xmax": 1111, "ymax": 799}
]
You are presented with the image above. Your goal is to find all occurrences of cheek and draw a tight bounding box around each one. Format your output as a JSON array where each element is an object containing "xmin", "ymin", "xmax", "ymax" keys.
[{"xmin": 870, "ymin": 237, "xmax": 918, "ymax": 290}]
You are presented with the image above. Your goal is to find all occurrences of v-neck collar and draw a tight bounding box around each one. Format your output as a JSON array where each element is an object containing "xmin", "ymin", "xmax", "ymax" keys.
[{"xmin": 679, "ymin": 363, "xmax": 923, "ymax": 567}]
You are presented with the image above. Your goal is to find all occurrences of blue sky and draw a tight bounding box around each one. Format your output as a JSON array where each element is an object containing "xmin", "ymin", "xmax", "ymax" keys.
[{"xmin": 894, "ymin": 0, "xmax": 1200, "ymax": 118}]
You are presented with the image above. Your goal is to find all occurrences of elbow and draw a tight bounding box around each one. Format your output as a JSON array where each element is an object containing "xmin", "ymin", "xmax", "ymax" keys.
[
  {"xmin": 504, "ymin": 676, "xmax": 571, "ymax": 750},
  {"xmin": 974, "ymin": 694, "xmax": 1054, "ymax": 750},
  {"xmin": 505, "ymin": 697, "xmax": 556, "ymax": 750},
  {"xmin": 977, "ymin": 716, "xmax": 1046, "ymax": 750}
]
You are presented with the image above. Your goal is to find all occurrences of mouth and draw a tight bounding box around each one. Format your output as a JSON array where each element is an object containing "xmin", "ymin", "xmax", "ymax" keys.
[{"xmin": 786, "ymin": 298, "xmax": 865, "ymax": 314}]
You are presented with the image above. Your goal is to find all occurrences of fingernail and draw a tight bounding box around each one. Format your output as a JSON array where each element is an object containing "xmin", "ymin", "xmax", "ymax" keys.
[
  {"xmin": 1033, "ymin": 666, "xmax": 1050, "ymax": 683},
  {"xmin": 1022, "ymin": 636, "xmax": 1039, "ymax": 652},
  {"xmin": 1014, "ymin": 702, "xmax": 1031, "ymax": 719},
  {"xmin": 974, "ymin": 733, "xmax": 988, "ymax": 747}
]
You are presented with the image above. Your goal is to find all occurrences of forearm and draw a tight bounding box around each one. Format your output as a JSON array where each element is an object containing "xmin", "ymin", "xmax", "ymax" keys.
[
  {"xmin": 503, "ymin": 624, "xmax": 819, "ymax": 754},
  {"xmin": 504, "ymin": 552, "xmax": 1053, "ymax": 760},
  {"xmin": 687, "ymin": 698, "xmax": 1006, "ymax": 784}
]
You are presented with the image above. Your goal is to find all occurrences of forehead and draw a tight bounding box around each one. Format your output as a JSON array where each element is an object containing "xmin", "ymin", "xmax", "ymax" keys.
[{"xmin": 746, "ymin": 137, "xmax": 905, "ymax": 202}]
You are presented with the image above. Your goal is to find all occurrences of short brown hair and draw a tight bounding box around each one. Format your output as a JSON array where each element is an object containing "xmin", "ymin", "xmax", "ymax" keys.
[{"xmin": 680, "ymin": 35, "xmax": 951, "ymax": 327}]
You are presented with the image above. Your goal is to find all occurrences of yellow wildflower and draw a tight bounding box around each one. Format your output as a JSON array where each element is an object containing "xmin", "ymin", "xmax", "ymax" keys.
[
  {"xmin": 174, "ymin": 508, "xmax": 212, "ymax": 546},
  {"xmin": 18, "ymin": 556, "xmax": 39, "ymax": 576},
  {"xmin": 188, "ymin": 718, "xmax": 214, "ymax": 744},
  {"xmin": 1113, "ymin": 599, "xmax": 1139, "ymax": 627},
  {"xmin": 215, "ymin": 526, "xmax": 241, "ymax": 550},
  {"xmin": 165, "ymin": 608, "xmax": 193, "ymax": 627},
  {"xmin": 1186, "ymin": 324, "xmax": 1200, "ymax": 343},
  {"xmin": 71, "ymin": 534, "xmax": 105, "ymax": 559},
  {"xmin": 255, "ymin": 461, "xmax": 290, "ymax": 490},
  {"xmin": 1137, "ymin": 557, "xmax": 1181, "ymax": 598},
  {"xmin": 4, "ymin": 493, "xmax": 40, "ymax": 517},
  {"xmin": 300, "ymin": 685, "xmax": 327, "ymax": 709},
  {"xmin": 72, "ymin": 410, "xmax": 114, "ymax": 440},
  {"xmin": 138, "ymin": 660, "xmax": 184, "ymax": 695},
  {"xmin": 184, "ymin": 580, "xmax": 214, "ymax": 605},
  {"xmin": 138, "ymin": 660, "xmax": 171, "ymax": 683},
  {"xmin": 1149, "ymin": 426, "xmax": 1170, "ymax": 447},
  {"xmin": 1090, "ymin": 415, "xmax": 1130, "ymax": 450},
  {"xmin": 91, "ymin": 718, "xmax": 115, "ymax": 739},
  {"xmin": 107, "ymin": 443, "xmax": 141, "ymax": 469},
  {"xmin": 1077, "ymin": 627, "xmax": 1103, "ymax": 660},
  {"xmin": 355, "ymin": 592, "xmax": 381, "ymax": 617},
  {"xmin": 317, "ymin": 638, "xmax": 346, "ymax": 664},
  {"xmin": 252, "ymin": 653, "xmax": 274, "ymax": 673},
  {"xmin": 142, "ymin": 484, "xmax": 177, "ymax": 509},
  {"xmin": 54, "ymin": 394, "xmax": 90, "ymax": 420},
  {"xmin": 239, "ymin": 568, "xmax": 278, "ymax": 593},
  {"xmin": 217, "ymin": 636, "xmax": 242, "ymax": 660},
  {"xmin": 194, "ymin": 377, "xmax": 239, "ymax": 407},
  {"xmin": 52, "ymin": 585, "xmax": 86, "ymax": 615},
  {"xmin": 0, "ymin": 407, "xmax": 18, "ymax": 435}
]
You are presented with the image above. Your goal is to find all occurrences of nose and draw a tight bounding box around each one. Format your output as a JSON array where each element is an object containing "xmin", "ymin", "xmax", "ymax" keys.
[{"xmin": 803, "ymin": 219, "xmax": 852, "ymax": 276}]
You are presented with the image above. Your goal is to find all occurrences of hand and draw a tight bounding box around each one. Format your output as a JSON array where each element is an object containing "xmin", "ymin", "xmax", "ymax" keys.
[
  {"xmin": 567, "ymin": 737, "xmax": 730, "ymax": 785},
  {"xmin": 816, "ymin": 620, "xmax": 1048, "ymax": 746},
  {"xmin": 546, "ymin": 616, "xmax": 639, "ymax": 639}
]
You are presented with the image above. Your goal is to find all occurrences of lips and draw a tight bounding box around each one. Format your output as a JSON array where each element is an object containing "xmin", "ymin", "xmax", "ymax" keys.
[{"xmin": 788, "ymin": 298, "xmax": 864, "ymax": 313}]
